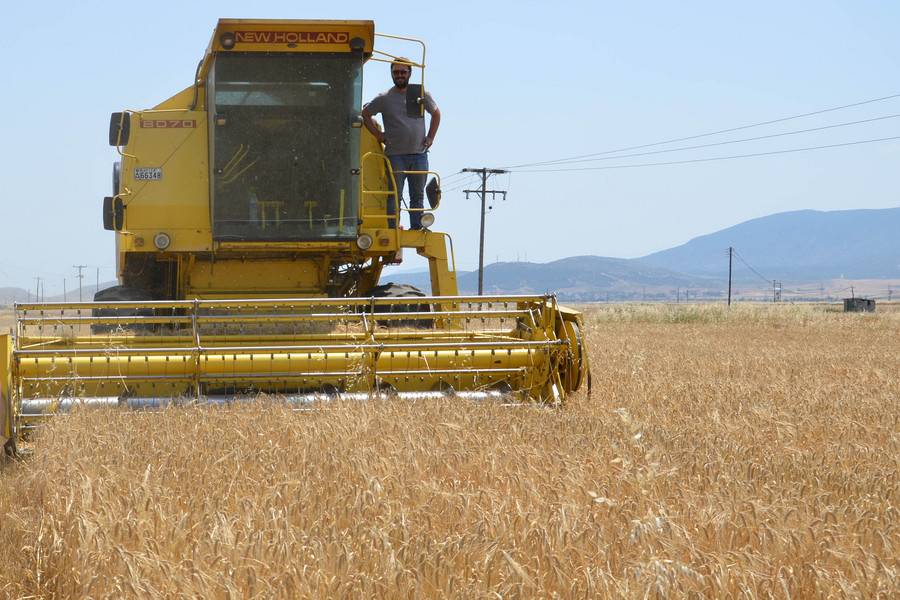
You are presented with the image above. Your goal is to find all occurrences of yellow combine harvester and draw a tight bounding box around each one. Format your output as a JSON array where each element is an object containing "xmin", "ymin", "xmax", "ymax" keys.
[{"xmin": 0, "ymin": 19, "xmax": 588, "ymax": 454}]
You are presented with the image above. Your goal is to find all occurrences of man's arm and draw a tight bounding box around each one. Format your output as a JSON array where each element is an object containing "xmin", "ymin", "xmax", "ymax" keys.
[
  {"xmin": 424, "ymin": 107, "xmax": 441, "ymax": 149},
  {"xmin": 361, "ymin": 106, "xmax": 386, "ymax": 144}
]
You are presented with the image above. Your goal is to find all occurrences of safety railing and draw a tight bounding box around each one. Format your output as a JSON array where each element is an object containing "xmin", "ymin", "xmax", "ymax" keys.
[{"xmin": 359, "ymin": 151, "xmax": 442, "ymax": 232}]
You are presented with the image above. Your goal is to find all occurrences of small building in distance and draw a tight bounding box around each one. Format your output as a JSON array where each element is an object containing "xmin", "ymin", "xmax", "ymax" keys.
[{"xmin": 843, "ymin": 297, "xmax": 876, "ymax": 312}]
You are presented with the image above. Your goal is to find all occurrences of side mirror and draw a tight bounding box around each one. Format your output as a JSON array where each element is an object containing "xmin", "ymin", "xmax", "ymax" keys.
[
  {"xmin": 102, "ymin": 196, "xmax": 126, "ymax": 230},
  {"xmin": 405, "ymin": 84, "xmax": 424, "ymax": 118},
  {"xmin": 113, "ymin": 197, "xmax": 125, "ymax": 230},
  {"xmin": 109, "ymin": 112, "xmax": 131, "ymax": 146},
  {"xmin": 426, "ymin": 177, "xmax": 441, "ymax": 209},
  {"xmin": 102, "ymin": 197, "xmax": 114, "ymax": 230}
]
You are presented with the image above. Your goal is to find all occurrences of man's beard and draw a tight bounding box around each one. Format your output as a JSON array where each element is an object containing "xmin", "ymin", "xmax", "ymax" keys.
[{"xmin": 393, "ymin": 79, "xmax": 408, "ymax": 89}]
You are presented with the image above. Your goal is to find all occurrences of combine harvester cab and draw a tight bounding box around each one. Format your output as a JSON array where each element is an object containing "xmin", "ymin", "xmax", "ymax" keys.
[{"xmin": 1, "ymin": 19, "xmax": 589, "ymax": 452}]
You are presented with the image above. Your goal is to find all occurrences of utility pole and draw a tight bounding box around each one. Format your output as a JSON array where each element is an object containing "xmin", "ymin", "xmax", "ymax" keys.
[
  {"xmin": 727, "ymin": 247, "xmax": 733, "ymax": 307},
  {"xmin": 73, "ymin": 265, "xmax": 87, "ymax": 302},
  {"xmin": 33, "ymin": 277, "xmax": 42, "ymax": 302},
  {"xmin": 462, "ymin": 168, "xmax": 508, "ymax": 295},
  {"xmin": 773, "ymin": 280, "xmax": 782, "ymax": 303},
  {"xmin": 63, "ymin": 279, "xmax": 67, "ymax": 301}
]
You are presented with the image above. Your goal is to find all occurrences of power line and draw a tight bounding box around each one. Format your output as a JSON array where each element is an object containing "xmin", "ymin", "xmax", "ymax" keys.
[
  {"xmin": 503, "ymin": 91, "xmax": 900, "ymax": 169},
  {"xmin": 508, "ymin": 135, "xmax": 900, "ymax": 173},
  {"xmin": 439, "ymin": 170, "xmax": 472, "ymax": 186},
  {"xmin": 518, "ymin": 112, "xmax": 900, "ymax": 167},
  {"xmin": 444, "ymin": 176, "xmax": 474, "ymax": 191},
  {"xmin": 732, "ymin": 249, "xmax": 771, "ymax": 285},
  {"xmin": 439, "ymin": 170, "xmax": 467, "ymax": 183},
  {"xmin": 444, "ymin": 174, "xmax": 480, "ymax": 192}
]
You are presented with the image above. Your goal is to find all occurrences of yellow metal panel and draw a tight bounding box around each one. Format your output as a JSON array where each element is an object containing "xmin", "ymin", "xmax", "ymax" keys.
[
  {"xmin": 16, "ymin": 348, "xmax": 546, "ymax": 401},
  {"xmin": 152, "ymin": 86, "xmax": 196, "ymax": 111},
  {"xmin": 17, "ymin": 349, "xmax": 542, "ymax": 378},
  {"xmin": 119, "ymin": 109, "xmax": 211, "ymax": 253},
  {"xmin": 187, "ymin": 258, "xmax": 324, "ymax": 294},
  {"xmin": 215, "ymin": 241, "xmax": 356, "ymax": 252},
  {"xmin": 120, "ymin": 110, "xmax": 212, "ymax": 252}
]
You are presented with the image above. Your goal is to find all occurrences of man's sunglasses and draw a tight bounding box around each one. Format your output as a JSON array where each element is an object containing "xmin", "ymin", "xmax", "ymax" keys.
[{"xmin": 391, "ymin": 70, "xmax": 410, "ymax": 76}]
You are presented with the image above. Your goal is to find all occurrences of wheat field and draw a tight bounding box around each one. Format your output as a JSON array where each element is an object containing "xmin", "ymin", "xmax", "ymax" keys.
[{"xmin": 0, "ymin": 303, "xmax": 897, "ymax": 598}]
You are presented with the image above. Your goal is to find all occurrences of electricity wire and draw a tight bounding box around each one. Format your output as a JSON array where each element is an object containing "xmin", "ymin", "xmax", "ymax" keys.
[
  {"xmin": 502, "ymin": 91, "xmax": 900, "ymax": 169},
  {"xmin": 515, "ymin": 113, "xmax": 900, "ymax": 167},
  {"xmin": 440, "ymin": 170, "xmax": 467, "ymax": 183},
  {"xmin": 444, "ymin": 175, "xmax": 476, "ymax": 192},
  {"xmin": 732, "ymin": 249, "xmax": 772, "ymax": 285},
  {"xmin": 508, "ymin": 135, "xmax": 900, "ymax": 173},
  {"xmin": 444, "ymin": 174, "xmax": 479, "ymax": 193}
]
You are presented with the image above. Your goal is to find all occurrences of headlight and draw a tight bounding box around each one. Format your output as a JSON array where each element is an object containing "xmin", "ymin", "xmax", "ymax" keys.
[
  {"xmin": 153, "ymin": 232, "xmax": 171, "ymax": 250},
  {"xmin": 356, "ymin": 234, "xmax": 374, "ymax": 250},
  {"xmin": 420, "ymin": 212, "xmax": 435, "ymax": 228}
]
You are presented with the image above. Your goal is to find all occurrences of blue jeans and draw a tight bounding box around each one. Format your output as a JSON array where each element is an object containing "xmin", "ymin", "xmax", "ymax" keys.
[{"xmin": 388, "ymin": 153, "xmax": 428, "ymax": 229}]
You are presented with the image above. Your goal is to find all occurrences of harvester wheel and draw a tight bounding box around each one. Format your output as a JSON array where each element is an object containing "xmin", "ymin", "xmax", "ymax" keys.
[
  {"xmin": 91, "ymin": 285, "xmax": 157, "ymax": 334},
  {"xmin": 371, "ymin": 283, "xmax": 433, "ymax": 329}
]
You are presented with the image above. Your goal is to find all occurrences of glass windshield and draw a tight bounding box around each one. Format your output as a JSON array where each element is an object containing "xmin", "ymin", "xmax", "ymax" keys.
[{"xmin": 209, "ymin": 53, "xmax": 362, "ymax": 241}]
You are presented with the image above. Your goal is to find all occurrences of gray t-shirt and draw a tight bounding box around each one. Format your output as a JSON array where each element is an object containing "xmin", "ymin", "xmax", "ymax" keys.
[{"xmin": 365, "ymin": 88, "xmax": 437, "ymax": 156}]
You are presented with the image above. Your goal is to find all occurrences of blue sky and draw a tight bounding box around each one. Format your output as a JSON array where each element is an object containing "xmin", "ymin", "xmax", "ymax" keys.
[{"xmin": 1, "ymin": 1, "xmax": 898, "ymax": 292}]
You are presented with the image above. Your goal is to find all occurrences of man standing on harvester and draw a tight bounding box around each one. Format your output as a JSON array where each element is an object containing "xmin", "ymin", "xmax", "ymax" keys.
[{"xmin": 362, "ymin": 57, "xmax": 441, "ymax": 229}]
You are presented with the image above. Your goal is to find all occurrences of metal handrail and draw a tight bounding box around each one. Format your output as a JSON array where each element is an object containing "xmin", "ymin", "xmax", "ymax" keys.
[
  {"xmin": 372, "ymin": 32, "xmax": 427, "ymax": 117},
  {"xmin": 358, "ymin": 152, "xmax": 443, "ymax": 231},
  {"xmin": 391, "ymin": 169, "xmax": 441, "ymax": 214}
]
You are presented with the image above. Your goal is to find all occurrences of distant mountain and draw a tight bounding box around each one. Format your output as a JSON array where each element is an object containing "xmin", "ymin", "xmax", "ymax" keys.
[
  {"xmin": 387, "ymin": 256, "xmax": 717, "ymax": 300},
  {"xmin": 641, "ymin": 207, "xmax": 900, "ymax": 280},
  {"xmin": 0, "ymin": 282, "xmax": 116, "ymax": 305},
  {"xmin": 0, "ymin": 287, "xmax": 31, "ymax": 304},
  {"xmin": 3, "ymin": 207, "xmax": 896, "ymax": 304}
]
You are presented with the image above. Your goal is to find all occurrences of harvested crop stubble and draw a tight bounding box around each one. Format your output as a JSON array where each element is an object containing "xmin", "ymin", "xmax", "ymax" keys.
[{"xmin": 1, "ymin": 303, "xmax": 898, "ymax": 598}]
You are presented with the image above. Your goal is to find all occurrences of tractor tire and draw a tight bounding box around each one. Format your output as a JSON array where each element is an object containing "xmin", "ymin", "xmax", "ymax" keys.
[
  {"xmin": 91, "ymin": 285, "xmax": 157, "ymax": 334},
  {"xmin": 371, "ymin": 283, "xmax": 433, "ymax": 329}
]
